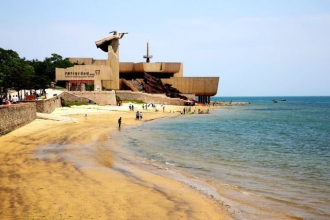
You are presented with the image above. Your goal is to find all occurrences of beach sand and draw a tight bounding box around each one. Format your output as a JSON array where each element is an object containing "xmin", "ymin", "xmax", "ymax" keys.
[{"xmin": 0, "ymin": 104, "xmax": 231, "ymax": 219}]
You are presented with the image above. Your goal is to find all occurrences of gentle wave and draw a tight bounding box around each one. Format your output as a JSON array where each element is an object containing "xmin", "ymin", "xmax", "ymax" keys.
[{"xmin": 112, "ymin": 96, "xmax": 330, "ymax": 219}]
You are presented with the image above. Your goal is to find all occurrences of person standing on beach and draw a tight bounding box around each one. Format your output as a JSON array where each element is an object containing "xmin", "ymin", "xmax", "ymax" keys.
[
  {"xmin": 12, "ymin": 95, "xmax": 16, "ymax": 104},
  {"xmin": 118, "ymin": 117, "xmax": 122, "ymax": 128}
]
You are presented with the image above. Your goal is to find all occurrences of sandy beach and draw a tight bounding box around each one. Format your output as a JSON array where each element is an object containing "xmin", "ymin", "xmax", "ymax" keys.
[{"xmin": 0, "ymin": 103, "xmax": 231, "ymax": 219}]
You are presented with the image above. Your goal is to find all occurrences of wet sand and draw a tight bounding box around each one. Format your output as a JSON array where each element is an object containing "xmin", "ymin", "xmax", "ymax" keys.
[{"xmin": 0, "ymin": 104, "xmax": 231, "ymax": 219}]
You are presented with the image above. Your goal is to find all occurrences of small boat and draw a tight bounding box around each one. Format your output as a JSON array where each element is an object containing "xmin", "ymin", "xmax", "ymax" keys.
[
  {"xmin": 281, "ymin": 99, "xmax": 286, "ymax": 101},
  {"xmin": 273, "ymin": 100, "xmax": 278, "ymax": 103}
]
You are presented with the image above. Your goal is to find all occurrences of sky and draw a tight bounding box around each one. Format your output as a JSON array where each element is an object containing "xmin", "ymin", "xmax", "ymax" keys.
[{"xmin": 1, "ymin": 0, "xmax": 330, "ymax": 96}]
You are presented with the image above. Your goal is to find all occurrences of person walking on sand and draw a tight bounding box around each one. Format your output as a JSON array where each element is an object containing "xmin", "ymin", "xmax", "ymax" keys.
[{"xmin": 118, "ymin": 117, "xmax": 122, "ymax": 128}]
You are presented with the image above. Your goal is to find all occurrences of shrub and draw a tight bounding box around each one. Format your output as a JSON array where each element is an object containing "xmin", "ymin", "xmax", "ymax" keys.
[{"xmin": 122, "ymin": 100, "xmax": 144, "ymax": 104}]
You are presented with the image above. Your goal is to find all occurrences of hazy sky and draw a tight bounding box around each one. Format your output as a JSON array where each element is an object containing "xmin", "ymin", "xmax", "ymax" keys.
[{"xmin": 1, "ymin": 0, "xmax": 329, "ymax": 96}]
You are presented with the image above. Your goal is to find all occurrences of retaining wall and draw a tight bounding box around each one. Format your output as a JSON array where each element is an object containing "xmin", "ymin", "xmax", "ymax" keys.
[
  {"xmin": 0, "ymin": 103, "xmax": 37, "ymax": 135},
  {"xmin": 36, "ymin": 96, "xmax": 62, "ymax": 113},
  {"xmin": 20, "ymin": 96, "xmax": 62, "ymax": 114},
  {"xmin": 60, "ymin": 92, "xmax": 90, "ymax": 103},
  {"xmin": 115, "ymin": 91, "xmax": 186, "ymax": 105},
  {"xmin": 62, "ymin": 91, "xmax": 116, "ymax": 106}
]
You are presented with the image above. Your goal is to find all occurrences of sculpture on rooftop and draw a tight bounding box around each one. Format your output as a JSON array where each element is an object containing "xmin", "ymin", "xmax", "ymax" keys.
[{"xmin": 95, "ymin": 31, "xmax": 128, "ymax": 52}]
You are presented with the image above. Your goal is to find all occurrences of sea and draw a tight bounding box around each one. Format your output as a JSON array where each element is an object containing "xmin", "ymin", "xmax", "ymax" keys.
[{"xmin": 108, "ymin": 96, "xmax": 330, "ymax": 220}]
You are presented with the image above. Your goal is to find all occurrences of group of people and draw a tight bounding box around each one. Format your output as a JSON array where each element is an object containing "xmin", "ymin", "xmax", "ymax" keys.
[
  {"xmin": 181, "ymin": 106, "xmax": 193, "ymax": 114},
  {"xmin": 1, "ymin": 91, "xmax": 45, "ymax": 105},
  {"xmin": 135, "ymin": 111, "xmax": 143, "ymax": 120},
  {"xmin": 129, "ymin": 104, "xmax": 135, "ymax": 111},
  {"xmin": 1, "ymin": 95, "xmax": 19, "ymax": 105},
  {"xmin": 141, "ymin": 103, "xmax": 158, "ymax": 111},
  {"xmin": 197, "ymin": 109, "xmax": 210, "ymax": 114},
  {"xmin": 118, "ymin": 103, "xmax": 211, "ymax": 129},
  {"xmin": 180, "ymin": 106, "xmax": 209, "ymax": 114}
]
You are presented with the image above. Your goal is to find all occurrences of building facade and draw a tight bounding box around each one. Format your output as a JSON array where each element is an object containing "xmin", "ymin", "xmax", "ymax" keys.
[{"xmin": 55, "ymin": 32, "xmax": 219, "ymax": 103}]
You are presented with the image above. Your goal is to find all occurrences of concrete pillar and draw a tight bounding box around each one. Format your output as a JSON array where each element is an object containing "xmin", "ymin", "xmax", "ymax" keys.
[
  {"xmin": 108, "ymin": 39, "xmax": 120, "ymax": 90},
  {"xmin": 198, "ymin": 96, "xmax": 210, "ymax": 104},
  {"xmin": 94, "ymin": 79, "xmax": 102, "ymax": 91}
]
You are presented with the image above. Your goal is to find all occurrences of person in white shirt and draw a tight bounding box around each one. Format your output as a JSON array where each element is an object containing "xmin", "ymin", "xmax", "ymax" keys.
[{"xmin": 13, "ymin": 95, "xmax": 18, "ymax": 104}]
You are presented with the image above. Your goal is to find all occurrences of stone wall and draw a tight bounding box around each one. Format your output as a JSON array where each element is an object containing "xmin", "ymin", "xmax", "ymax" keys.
[
  {"xmin": 61, "ymin": 91, "xmax": 186, "ymax": 106},
  {"xmin": 115, "ymin": 91, "xmax": 186, "ymax": 105},
  {"xmin": 20, "ymin": 96, "xmax": 62, "ymax": 114},
  {"xmin": 36, "ymin": 96, "xmax": 62, "ymax": 113},
  {"xmin": 0, "ymin": 103, "xmax": 37, "ymax": 135},
  {"xmin": 62, "ymin": 91, "xmax": 116, "ymax": 105},
  {"xmin": 60, "ymin": 92, "xmax": 90, "ymax": 103}
]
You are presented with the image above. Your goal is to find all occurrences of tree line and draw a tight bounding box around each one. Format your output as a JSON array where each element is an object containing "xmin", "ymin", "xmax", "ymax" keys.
[{"xmin": 0, "ymin": 47, "xmax": 73, "ymax": 99}]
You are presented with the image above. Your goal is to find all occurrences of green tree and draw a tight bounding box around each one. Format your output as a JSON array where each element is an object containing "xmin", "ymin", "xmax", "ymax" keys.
[
  {"xmin": 10, "ymin": 58, "xmax": 34, "ymax": 95},
  {"xmin": 45, "ymin": 53, "xmax": 73, "ymax": 80},
  {"xmin": 28, "ymin": 54, "xmax": 73, "ymax": 94},
  {"xmin": 1, "ymin": 49, "xmax": 73, "ymax": 97},
  {"xmin": 27, "ymin": 59, "xmax": 49, "ymax": 94},
  {"xmin": 0, "ymin": 48, "xmax": 20, "ymax": 94},
  {"xmin": 0, "ymin": 48, "xmax": 34, "ymax": 97}
]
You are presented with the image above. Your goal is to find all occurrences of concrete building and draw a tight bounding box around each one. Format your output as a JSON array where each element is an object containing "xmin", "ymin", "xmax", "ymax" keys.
[{"xmin": 55, "ymin": 32, "xmax": 219, "ymax": 103}]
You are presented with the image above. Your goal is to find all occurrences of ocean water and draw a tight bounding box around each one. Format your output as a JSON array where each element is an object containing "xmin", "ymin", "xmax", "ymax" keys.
[{"xmin": 110, "ymin": 97, "xmax": 330, "ymax": 219}]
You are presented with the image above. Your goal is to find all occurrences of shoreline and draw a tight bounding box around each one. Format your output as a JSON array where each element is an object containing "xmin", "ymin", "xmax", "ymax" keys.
[
  {"xmin": 0, "ymin": 103, "xmax": 232, "ymax": 219},
  {"xmin": 105, "ymin": 130, "xmax": 251, "ymax": 219}
]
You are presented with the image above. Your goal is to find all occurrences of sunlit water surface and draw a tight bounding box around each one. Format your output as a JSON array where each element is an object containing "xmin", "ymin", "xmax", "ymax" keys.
[{"xmin": 110, "ymin": 97, "xmax": 330, "ymax": 219}]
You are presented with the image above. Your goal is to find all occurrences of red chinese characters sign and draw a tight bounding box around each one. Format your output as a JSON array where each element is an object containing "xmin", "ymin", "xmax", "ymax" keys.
[{"xmin": 69, "ymin": 80, "xmax": 94, "ymax": 84}]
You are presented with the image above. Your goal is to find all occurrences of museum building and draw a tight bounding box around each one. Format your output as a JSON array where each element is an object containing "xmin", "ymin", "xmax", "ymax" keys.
[{"xmin": 55, "ymin": 32, "xmax": 219, "ymax": 103}]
